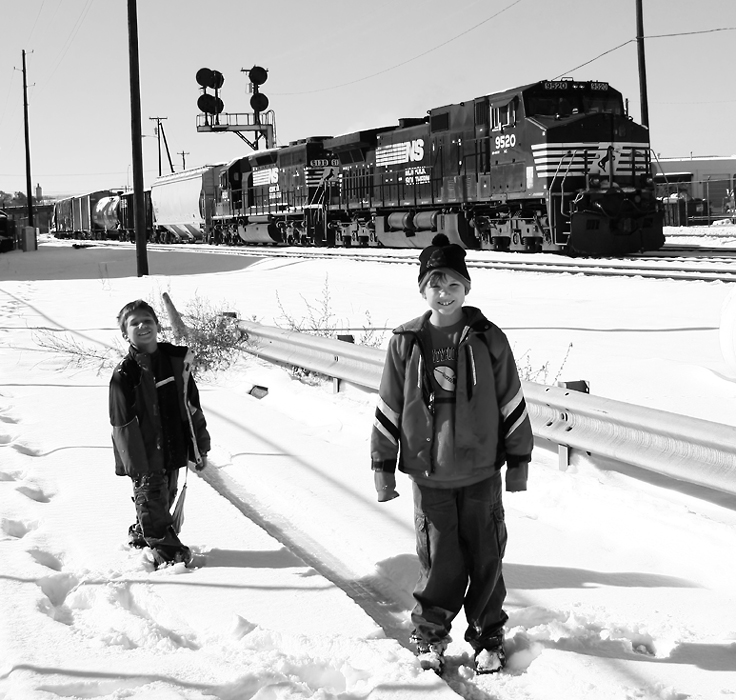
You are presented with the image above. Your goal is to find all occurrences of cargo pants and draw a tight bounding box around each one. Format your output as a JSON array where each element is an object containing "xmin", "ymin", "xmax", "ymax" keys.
[
  {"xmin": 410, "ymin": 471, "xmax": 509, "ymax": 650},
  {"xmin": 131, "ymin": 468, "xmax": 184, "ymax": 550}
]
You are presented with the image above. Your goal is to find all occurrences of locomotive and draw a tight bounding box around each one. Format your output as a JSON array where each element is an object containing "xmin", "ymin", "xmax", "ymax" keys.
[{"xmin": 52, "ymin": 78, "xmax": 665, "ymax": 256}]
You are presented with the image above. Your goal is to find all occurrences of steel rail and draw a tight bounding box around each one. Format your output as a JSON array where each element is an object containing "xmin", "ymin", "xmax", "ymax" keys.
[
  {"xmin": 239, "ymin": 320, "xmax": 736, "ymax": 498},
  {"xmin": 122, "ymin": 240, "xmax": 736, "ymax": 282}
]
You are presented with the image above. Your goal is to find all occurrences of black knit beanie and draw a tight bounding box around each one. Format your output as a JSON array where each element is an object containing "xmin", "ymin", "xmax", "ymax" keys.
[{"xmin": 418, "ymin": 234, "xmax": 471, "ymax": 291}]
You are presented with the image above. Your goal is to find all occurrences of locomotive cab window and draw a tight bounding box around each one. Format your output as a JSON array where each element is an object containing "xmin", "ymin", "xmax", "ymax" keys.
[
  {"xmin": 491, "ymin": 98, "xmax": 517, "ymax": 131},
  {"xmin": 582, "ymin": 94, "xmax": 623, "ymax": 115},
  {"xmin": 526, "ymin": 93, "xmax": 624, "ymax": 118}
]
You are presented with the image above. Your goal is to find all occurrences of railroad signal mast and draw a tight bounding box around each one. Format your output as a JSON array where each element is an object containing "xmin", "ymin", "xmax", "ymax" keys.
[{"xmin": 195, "ymin": 65, "xmax": 275, "ymax": 150}]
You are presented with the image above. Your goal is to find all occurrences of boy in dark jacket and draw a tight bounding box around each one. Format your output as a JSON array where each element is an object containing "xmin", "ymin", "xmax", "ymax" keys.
[
  {"xmin": 370, "ymin": 234, "xmax": 533, "ymax": 675},
  {"xmin": 109, "ymin": 300, "xmax": 210, "ymax": 568}
]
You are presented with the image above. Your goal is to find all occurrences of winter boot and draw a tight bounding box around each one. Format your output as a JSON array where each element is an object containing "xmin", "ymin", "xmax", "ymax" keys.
[
  {"xmin": 151, "ymin": 544, "xmax": 192, "ymax": 569},
  {"xmin": 127, "ymin": 523, "xmax": 146, "ymax": 549},
  {"xmin": 474, "ymin": 644, "xmax": 507, "ymax": 675},
  {"xmin": 412, "ymin": 633, "xmax": 450, "ymax": 675}
]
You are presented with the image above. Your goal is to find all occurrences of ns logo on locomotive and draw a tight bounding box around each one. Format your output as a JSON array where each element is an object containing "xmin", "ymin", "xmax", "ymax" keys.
[{"xmin": 52, "ymin": 79, "xmax": 665, "ymax": 257}]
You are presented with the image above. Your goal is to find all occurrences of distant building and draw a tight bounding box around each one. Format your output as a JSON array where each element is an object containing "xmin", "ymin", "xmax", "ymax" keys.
[
  {"xmin": 3, "ymin": 204, "xmax": 54, "ymax": 234},
  {"xmin": 653, "ymin": 156, "xmax": 736, "ymax": 222}
]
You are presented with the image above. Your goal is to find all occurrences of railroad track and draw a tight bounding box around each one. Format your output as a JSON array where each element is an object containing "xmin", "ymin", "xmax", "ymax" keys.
[{"xmin": 77, "ymin": 238, "xmax": 736, "ymax": 283}]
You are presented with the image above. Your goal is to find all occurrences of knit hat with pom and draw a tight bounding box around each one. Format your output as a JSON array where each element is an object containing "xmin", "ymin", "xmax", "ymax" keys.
[{"xmin": 418, "ymin": 233, "xmax": 471, "ymax": 292}]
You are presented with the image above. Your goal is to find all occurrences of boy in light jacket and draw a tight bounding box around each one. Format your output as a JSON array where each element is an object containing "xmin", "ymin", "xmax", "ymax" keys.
[{"xmin": 371, "ymin": 234, "xmax": 533, "ymax": 675}]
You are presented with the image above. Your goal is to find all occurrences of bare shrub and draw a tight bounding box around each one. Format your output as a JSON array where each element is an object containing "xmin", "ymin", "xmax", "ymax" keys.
[{"xmin": 33, "ymin": 293, "xmax": 249, "ymax": 378}]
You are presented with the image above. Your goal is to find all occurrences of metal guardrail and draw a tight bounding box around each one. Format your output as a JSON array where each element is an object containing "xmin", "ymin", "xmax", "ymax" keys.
[{"xmin": 240, "ymin": 321, "xmax": 736, "ymax": 497}]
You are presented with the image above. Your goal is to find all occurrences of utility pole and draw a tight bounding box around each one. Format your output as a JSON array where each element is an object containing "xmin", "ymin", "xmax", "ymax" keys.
[
  {"xmin": 149, "ymin": 116, "xmax": 173, "ymax": 176},
  {"xmin": 127, "ymin": 0, "xmax": 148, "ymax": 276},
  {"xmin": 636, "ymin": 0, "xmax": 649, "ymax": 128},
  {"xmin": 22, "ymin": 49, "xmax": 33, "ymax": 228},
  {"xmin": 178, "ymin": 150, "xmax": 189, "ymax": 170}
]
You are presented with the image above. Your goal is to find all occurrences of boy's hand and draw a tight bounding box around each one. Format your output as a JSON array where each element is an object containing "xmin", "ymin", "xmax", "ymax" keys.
[
  {"xmin": 374, "ymin": 471, "xmax": 399, "ymax": 502},
  {"xmin": 196, "ymin": 453, "xmax": 208, "ymax": 471}
]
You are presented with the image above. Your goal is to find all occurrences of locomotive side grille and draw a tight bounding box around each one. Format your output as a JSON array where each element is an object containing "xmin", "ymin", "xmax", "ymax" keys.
[
  {"xmin": 304, "ymin": 167, "xmax": 341, "ymax": 188},
  {"xmin": 253, "ymin": 169, "xmax": 277, "ymax": 187},
  {"xmin": 532, "ymin": 142, "xmax": 650, "ymax": 178},
  {"xmin": 376, "ymin": 143, "xmax": 414, "ymax": 167}
]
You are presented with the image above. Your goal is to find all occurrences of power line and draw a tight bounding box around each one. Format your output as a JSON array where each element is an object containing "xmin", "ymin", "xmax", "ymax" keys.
[
  {"xmin": 273, "ymin": 0, "xmax": 524, "ymax": 95},
  {"xmin": 553, "ymin": 27, "xmax": 736, "ymax": 80},
  {"xmin": 37, "ymin": 0, "xmax": 95, "ymax": 91},
  {"xmin": 25, "ymin": 0, "xmax": 46, "ymax": 47}
]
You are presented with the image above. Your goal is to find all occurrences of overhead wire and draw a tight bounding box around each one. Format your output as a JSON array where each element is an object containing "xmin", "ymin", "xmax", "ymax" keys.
[
  {"xmin": 273, "ymin": 0, "xmax": 524, "ymax": 95},
  {"xmin": 553, "ymin": 27, "xmax": 736, "ymax": 80},
  {"xmin": 36, "ymin": 0, "xmax": 95, "ymax": 92},
  {"xmin": 0, "ymin": 0, "xmax": 96, "ymax": 185}
]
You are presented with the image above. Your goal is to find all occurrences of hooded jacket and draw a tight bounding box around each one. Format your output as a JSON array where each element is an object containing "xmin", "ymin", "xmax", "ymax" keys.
[
  {"xmin": 109, "ymin": 342, "xmax": 211, "ymax": 478},
  {"xmin": 371, "ymin": 307, "xmax": 533, "ymax": 486}
]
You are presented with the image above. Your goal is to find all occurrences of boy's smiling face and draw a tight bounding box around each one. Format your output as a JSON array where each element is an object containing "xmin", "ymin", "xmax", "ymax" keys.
[
  {"xmin": 423, "ymin": 273, "xmax": 467, "ymax": 327},
  {"xmin": 123, "ymin": 310, "xmax": 160, "ymax": 353}
]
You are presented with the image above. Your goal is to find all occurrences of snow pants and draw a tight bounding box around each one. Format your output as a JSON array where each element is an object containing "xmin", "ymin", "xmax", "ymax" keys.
[
  {"xmin": 130, "ymin": 469, "xmax": 184, "ymax": 550},
  {"xmin": 410, "ymin": 471, "xmax": 508, "ymax": 650}
]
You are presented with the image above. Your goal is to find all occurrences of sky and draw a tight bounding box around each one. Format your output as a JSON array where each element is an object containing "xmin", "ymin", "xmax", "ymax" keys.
[
  {"xmin": 1, "ymin": 229, "xmax": 736, "ymax": 699},
  {"xmin": 0, "ymin": 0, "xmax": 735, "ymax": 198}
]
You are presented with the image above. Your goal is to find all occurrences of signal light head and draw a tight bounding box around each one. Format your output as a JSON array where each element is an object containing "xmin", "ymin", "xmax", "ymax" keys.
[
  {"xmin": 250, "ymin": 93, "xmax": 269, "ymax": 112},
  {"xmin": 197, "ymin": 93, "xmax": 224, "ymax": 115},
  {"xmin": 248, "ymin": 65, "xmax": 268, "ymax": 86},
  {"xmin": 196, "ymin": 68, "xmax": 225, "ymax": 90}
]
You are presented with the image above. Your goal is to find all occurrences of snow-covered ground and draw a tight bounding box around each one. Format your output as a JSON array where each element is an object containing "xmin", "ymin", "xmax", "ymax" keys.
[{"xmin": 1, "ymin": 231, "xmax": 735, "ymax": 700}]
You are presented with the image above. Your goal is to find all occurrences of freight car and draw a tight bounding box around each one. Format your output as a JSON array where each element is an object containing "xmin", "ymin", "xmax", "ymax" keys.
[
  {"xmin": 151, "ymin": 165, "xmax": 223, "ymax": 242},
  {"xmin": 117, "ymin": 189, "xmax": 154, "ymax": 242},
  {"xmin": 52, "ymin": 189, "xmax": 116, "ymax": 239}
]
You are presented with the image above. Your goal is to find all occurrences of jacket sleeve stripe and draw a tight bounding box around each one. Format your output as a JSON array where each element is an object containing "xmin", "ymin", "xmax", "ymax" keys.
[
  {"xmin": 503, "ymin": 397, "xmax": 529, "ymax": 438},
  {"xmin": 155, "ymin": 377, "xmax": 175, "ymax": 389},
  {"xmin": 500, "ymin": 386, "xmax": 523, "ymax": 420},
  {"xmin": 374, "ymin": 397, "xmax": 400, "ymax": 444},
  {"xmin": 501, "ymin": 387, "xmax": 527, "ymax": 436},
  {"xmin": 374, "ymin": 415, "xmax": 399, "ymax": 445},
  {"xmin": 377, "ymin": 397, "xmax": 400, "ymax": 424}
]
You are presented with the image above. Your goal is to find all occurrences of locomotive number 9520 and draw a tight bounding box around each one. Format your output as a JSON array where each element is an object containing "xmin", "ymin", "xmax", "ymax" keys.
[{"xmin": 494, "ymin": 134, "xmax": 517, "ymax": 150}]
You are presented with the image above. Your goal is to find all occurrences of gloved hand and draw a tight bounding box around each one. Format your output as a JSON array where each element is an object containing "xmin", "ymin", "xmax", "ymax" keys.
[
  {"xmin": 196, "ymin": 453, "xmax": 208, "ymax": 472},
  {"xmin": 505, "ymin": 462, "xmax": 528, "ymax": 492},
  {"xmin": 374, "ymin": 470, "xmax": 399, "ymax": 502}
]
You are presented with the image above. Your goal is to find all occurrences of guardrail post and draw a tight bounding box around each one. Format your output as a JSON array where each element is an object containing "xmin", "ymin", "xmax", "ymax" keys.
[
  {"xmin": 556, "ymin": 381, "xmax": 590, "ymax": 471},
  {"xmin": 334, "ymin": 334, "xmax": 355, "ymax": 394}
]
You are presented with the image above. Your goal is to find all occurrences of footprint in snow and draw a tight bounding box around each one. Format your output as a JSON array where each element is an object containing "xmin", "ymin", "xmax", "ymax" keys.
[
  {"xmin": 1, "ymin": 518, "xmax": 38, "ymax": 539},
  {"xmin": 15, "ymin": 484, "xmax": 51, "ymax": 503},
  {"xmin": 12, "ymin": 442, "xmax": 42, "ymax": 456},
  {"xmin": 28, "ymin": 549, "xmax": 64, "ymax": 571}
]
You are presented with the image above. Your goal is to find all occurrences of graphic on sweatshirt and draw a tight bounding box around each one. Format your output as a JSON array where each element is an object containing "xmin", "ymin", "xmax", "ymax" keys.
[
  {"xmin": 433, "ymin": 365, "xmax": 456, "ymax": 392},
  {"xmin": 432, "ymin": 345, "xmax": 458, "ymax": 393}
]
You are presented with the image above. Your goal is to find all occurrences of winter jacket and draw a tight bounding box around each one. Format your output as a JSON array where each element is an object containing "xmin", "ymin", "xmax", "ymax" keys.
[
  {"xmin": 109, "ymin": 342, "xmax": 211, "ymax": 478},
  {"xmin": 371, "ymin": 307, "xmax": 533, "ymax": 486}
]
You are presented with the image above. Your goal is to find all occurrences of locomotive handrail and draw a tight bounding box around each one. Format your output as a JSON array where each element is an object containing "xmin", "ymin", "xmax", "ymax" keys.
[{"xmin": 240, "ymin": 320, "xmax": 736, "ymax": 497}]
